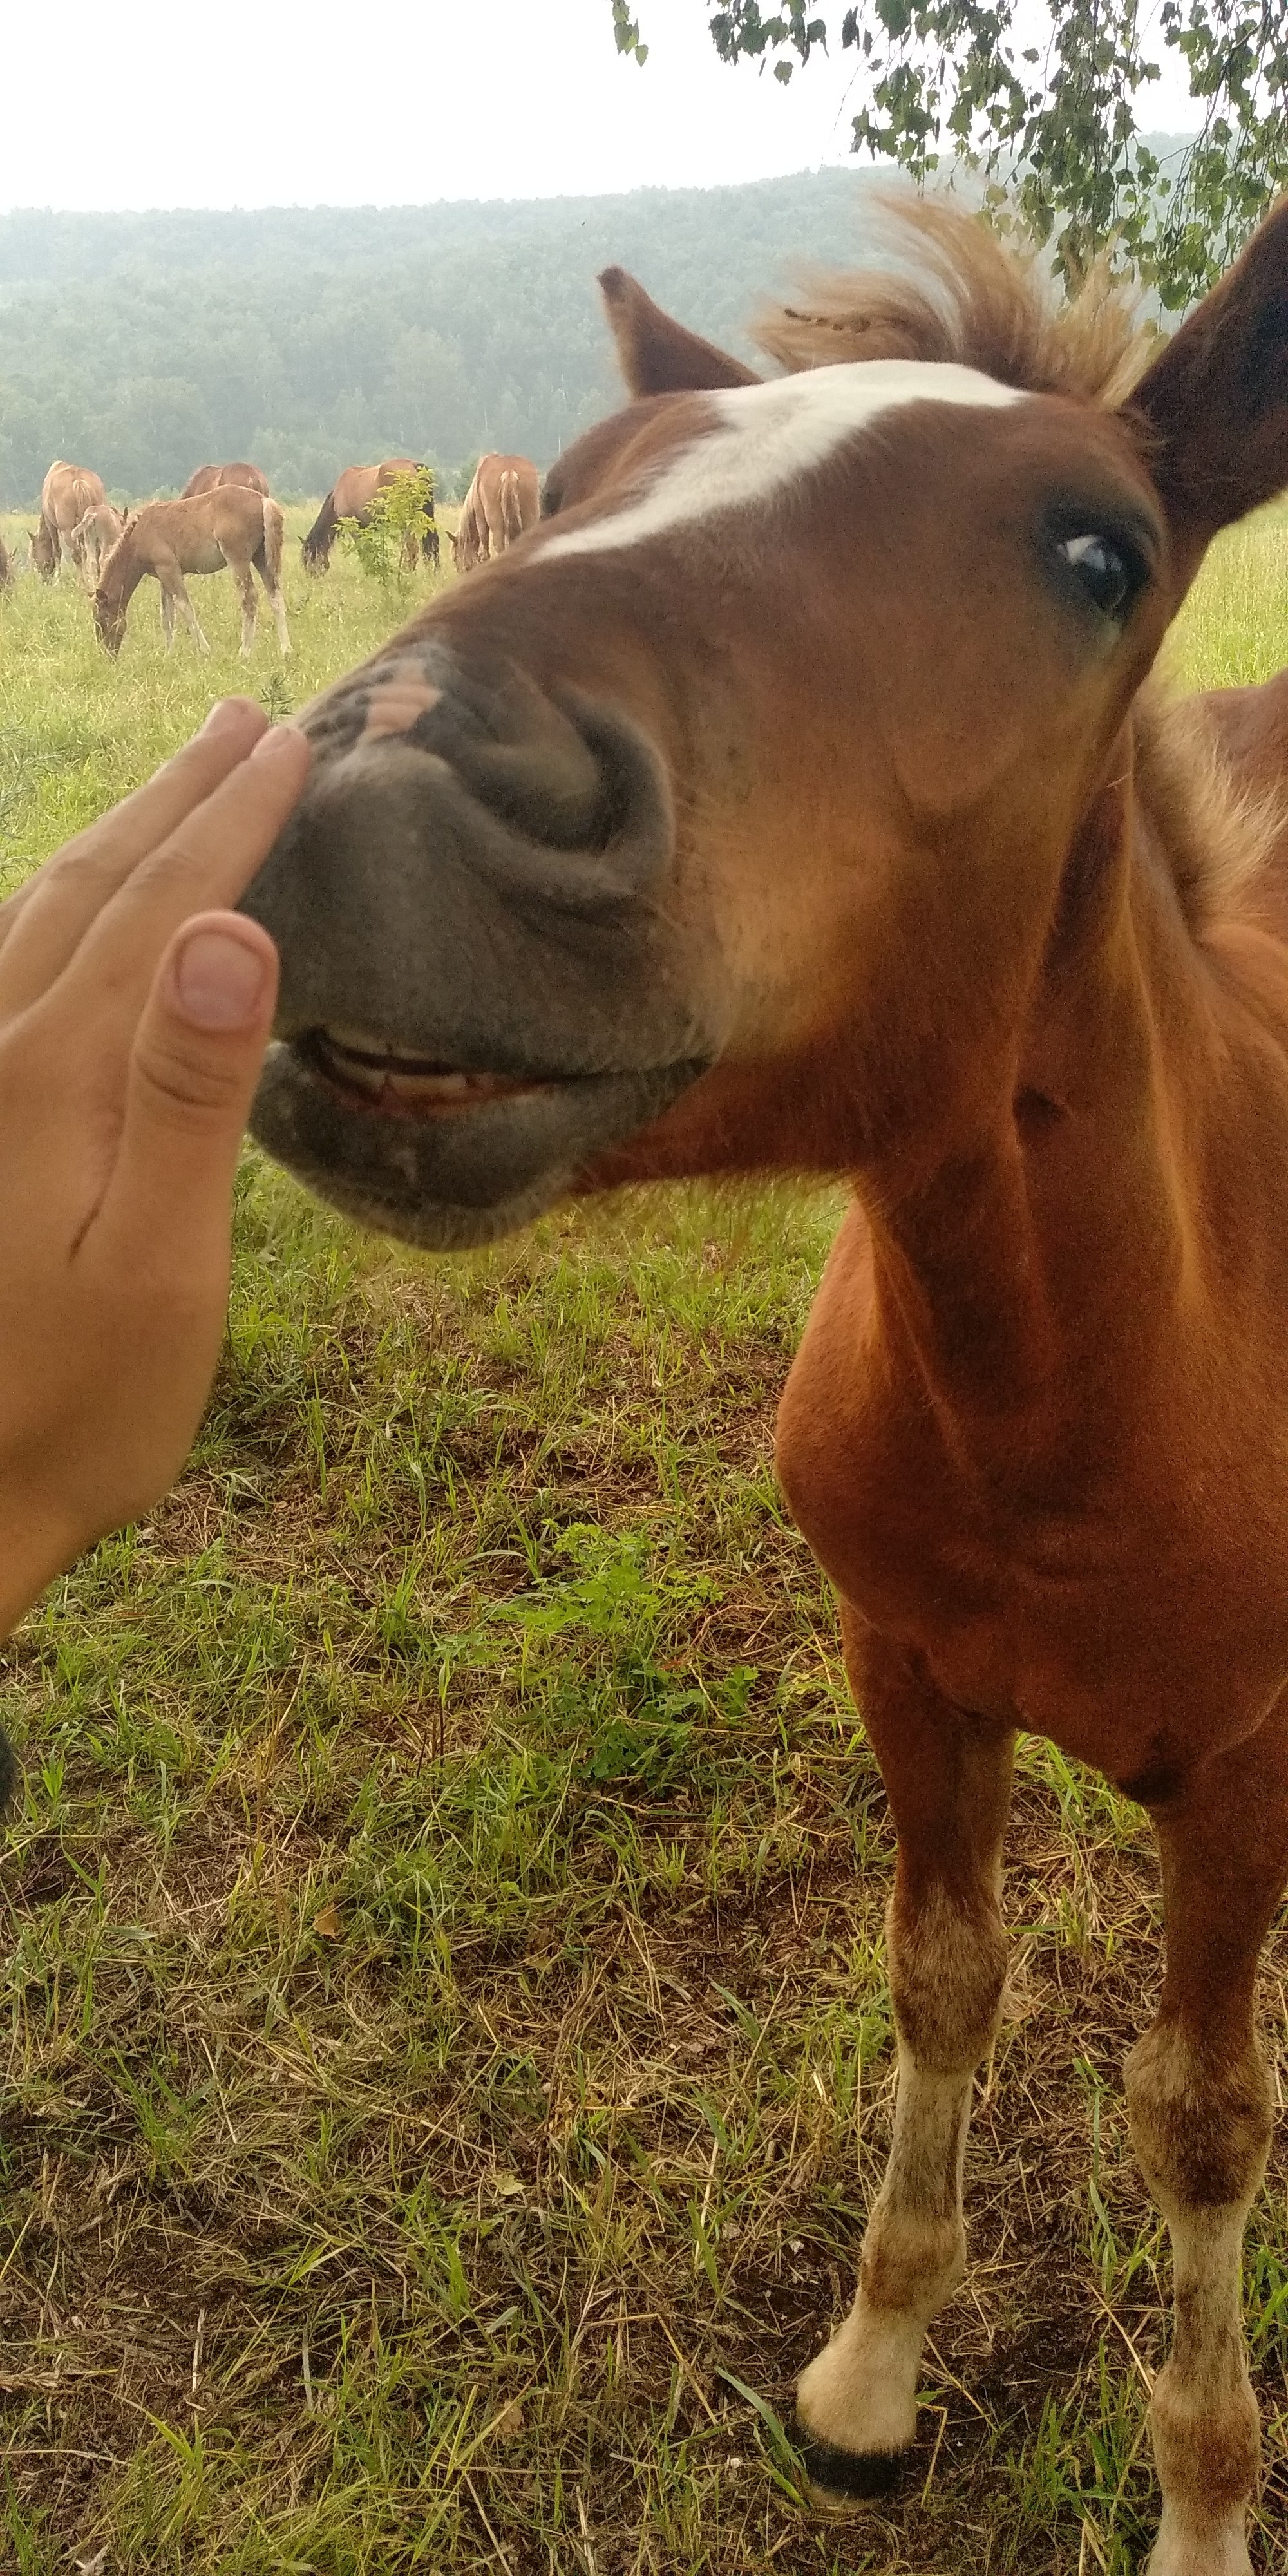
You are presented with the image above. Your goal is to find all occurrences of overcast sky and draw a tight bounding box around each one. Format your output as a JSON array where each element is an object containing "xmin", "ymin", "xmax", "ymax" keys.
[{"xmin": 2, "ymin": 0, "xmax": 1197, "ymax": 213}]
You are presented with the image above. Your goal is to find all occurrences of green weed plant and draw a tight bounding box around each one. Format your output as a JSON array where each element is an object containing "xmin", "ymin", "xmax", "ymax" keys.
[{"xmin": 336, "ymin": 469, "xmax": 437, "ymax": 597}]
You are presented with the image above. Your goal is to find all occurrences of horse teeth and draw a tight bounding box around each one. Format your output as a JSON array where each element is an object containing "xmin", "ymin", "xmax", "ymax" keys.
[
  {"xmin": 386, "ymin": 1069, "xmax": 471, "ymax": 1101},
  {"xmin": 334, "ymin": 1056, "xmax": 385, "ymax": 1098},
  {"xmin": 310, "ymin": 1022, "xmax": 551, "ymax": 1115},
  {"xmin": 313, "ymin": 1032, "xmax": 536, "ymax": 1110}
]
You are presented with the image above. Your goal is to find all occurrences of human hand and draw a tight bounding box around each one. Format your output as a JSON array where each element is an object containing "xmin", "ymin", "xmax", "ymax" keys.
[{"xmin": 0, "ymin": 698, "xmax": 310, "ymax": 1637}]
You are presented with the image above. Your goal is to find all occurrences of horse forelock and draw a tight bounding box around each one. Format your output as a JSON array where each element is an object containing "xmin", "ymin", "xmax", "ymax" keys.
[{"xmin": 752, "ymin": 196, "xmax": 1154, "ymax": 410}]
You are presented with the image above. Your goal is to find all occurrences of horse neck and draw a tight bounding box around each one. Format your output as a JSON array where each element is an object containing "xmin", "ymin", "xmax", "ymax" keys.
[
  {"xmin": 853, "ymin": 723, "xmax": 1227, "ymax": 1432},
  {"xmin": 100, "ymin": 535, "xmax": 143, "ymax": 611}
]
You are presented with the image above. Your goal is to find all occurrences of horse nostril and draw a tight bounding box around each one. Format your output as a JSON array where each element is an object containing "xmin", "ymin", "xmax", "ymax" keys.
[{"xmin": 409, "ymin": 666, "xmax": 630, "ymax": 853}]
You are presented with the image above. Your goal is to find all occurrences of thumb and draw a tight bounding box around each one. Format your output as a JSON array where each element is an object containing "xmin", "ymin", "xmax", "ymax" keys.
[{"xmin": 99, "ymin": 911, "xmax": 279, "ymax": 1264}]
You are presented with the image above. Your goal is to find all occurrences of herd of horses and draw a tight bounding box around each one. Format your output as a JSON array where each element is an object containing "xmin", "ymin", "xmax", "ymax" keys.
[{"xmin": 0, "ymin": 447, "xmax": 540, "ymax": 653}]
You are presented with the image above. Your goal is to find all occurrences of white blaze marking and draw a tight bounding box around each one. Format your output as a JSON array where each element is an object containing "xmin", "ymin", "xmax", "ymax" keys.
[{"xmin": 542, "ymin": 361, "xmax": 1026, "ymax": 562}]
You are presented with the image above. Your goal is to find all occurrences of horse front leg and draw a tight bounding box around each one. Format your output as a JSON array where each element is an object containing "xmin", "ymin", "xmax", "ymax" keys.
[
  {"xmin": 793, "ymin": 1620, "xmax": 1014, "ymax": 2501},
  {"xmin": 160, "ymin": 583, "xmax": 175, "ymax": 652},
  {"xmin": 1126, "ymin": 1703, "xmax": 1288, "ymax": 2576}
]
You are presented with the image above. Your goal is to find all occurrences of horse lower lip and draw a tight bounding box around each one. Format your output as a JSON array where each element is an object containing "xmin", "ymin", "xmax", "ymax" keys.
[{"xmin": 251, "ymin": 1043, "xmax": 710, "ymax": 1248}]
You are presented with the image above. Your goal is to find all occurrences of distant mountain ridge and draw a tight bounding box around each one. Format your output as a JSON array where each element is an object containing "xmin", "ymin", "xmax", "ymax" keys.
[
  {"xmin": 0, "ymin": 171, "xmax": 880, "ymax": 504},
  {"xmin": 0, "ymin": 155, "xmax": 1197, "ymax": 506}
]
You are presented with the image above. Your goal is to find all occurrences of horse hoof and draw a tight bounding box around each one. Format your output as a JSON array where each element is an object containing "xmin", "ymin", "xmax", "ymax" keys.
[{"xmin": 790, "ymin": 2421, "xmax": 911, "ymax": 2508}]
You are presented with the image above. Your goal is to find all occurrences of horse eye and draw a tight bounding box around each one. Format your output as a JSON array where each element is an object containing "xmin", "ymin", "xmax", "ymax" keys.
[{"xmin": 1056, "ymin": 531, "xmax": 1145, "ymax": 622}]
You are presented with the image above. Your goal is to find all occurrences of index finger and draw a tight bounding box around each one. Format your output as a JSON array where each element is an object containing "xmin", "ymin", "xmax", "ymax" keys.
[
  {"xmin": 50, "ymin": 723, "xmax": 310, "ymax": 1046},
  {"xmin": 0, "ymin": 698, "xmax": 270, "ymax": 1018}
]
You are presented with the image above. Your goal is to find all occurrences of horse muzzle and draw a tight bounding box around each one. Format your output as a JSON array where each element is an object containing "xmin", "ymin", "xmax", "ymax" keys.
[{"xmin": 240, "ymin": 639, "xmax": 719, "ymax": 1246}]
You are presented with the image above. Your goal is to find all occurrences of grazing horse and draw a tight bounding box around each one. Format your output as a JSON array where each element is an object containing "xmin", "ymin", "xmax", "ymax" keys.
[
  {"xmin": 181, "ymin": 460, "xmax": 270, "ymax": 498},
  {"xmin": 29, "ymin": 520, "xmax": 56, "ymax": 583},
  {"xmin": 69, "ymin": 500, "xmax": 126, "ymax": 593},
  {"xmin": 451, "ymin": 451, "xmax": 540, "ymax": 571},
  {"xmin": 93, "ymin": 488, "xmax": 289, "ymax": 658},
  {"xmin": 301, "ymin": 459, "xmax": 440, "ymax": 573},
  {"xmin": 240, "ymin": 200, "xmax": 1288, "ymax": 2573},
  {"xmin": 449, "ymin": 488, "xmax": 485, "ymax": 574},
  {"xmin": 37, "ymin": 460, "xmax": 108, "ymax": 580}
]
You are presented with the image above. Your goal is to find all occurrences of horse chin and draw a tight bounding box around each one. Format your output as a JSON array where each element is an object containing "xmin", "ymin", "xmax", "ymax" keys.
[{"xmin": 249, "ymin": 1036, "xmax": 708, "ymax": 1249}]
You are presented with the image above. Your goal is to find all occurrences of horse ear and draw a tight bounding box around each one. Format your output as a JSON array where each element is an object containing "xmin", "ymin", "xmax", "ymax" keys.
[
  {"xmin": 598, "ymin": 267, "xmax": 760, "ymax": 397},
  {"xmin": 1127, "ymin": 197, "xmax": 1288, "ymax": 580}
]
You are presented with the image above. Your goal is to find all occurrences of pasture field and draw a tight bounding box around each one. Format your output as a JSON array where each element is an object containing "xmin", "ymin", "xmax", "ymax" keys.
[{"xmin": 0, "ymin": 504, "xmax": 1287, "ymax": 2576}]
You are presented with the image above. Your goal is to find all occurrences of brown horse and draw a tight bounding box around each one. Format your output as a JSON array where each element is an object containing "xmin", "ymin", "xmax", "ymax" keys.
[
  {"xmin": 451, "ymin": 451, "xmax": 540, "ymax": 571},
  {"xmin": 449, "ymin": 487, "xmax": 485, "ymax": 574},
  {"xmin": 241, "ymin": 202, "xmax": 1288, "ymax": 2572},
  {"xmin": 29, "ymin": 520, "xmax": 55, "ymax": 583},
  {"xmin": 301, "ymin": 459, "xmax": 440, "ymax": 573},
  {"xmin": 93, "ymin": 488, "xmax": 289, "ymax": 658},
  {"xmin": 70, "ymin": 500, "xmax": 126, "ymax": 593},
  {"xmin": 37, "ymin": 460, "xmax": 108, "ymax": 581},
  {"xmin": 0, "ymin": 533, "xmax": 10, "ymax": 592},
  {"xmin": 181, "ymin": 461, "xmax": 270, "ymax": 498}
]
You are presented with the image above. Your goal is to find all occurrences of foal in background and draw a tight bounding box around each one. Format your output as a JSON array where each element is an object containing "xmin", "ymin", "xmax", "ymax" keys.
[
  {"xmin": 301, "ymin": 460, "xmax": 440, "ymax": 573},
  {"xmin": 93, "ymin": 488, "xmax": 289, "ymax": 656},
  {"xmin": 28, "ymin": 519, "xmax": 55, "ymax": 583},
  {"xmin": 37, "ymin": 459, "xmax": 108, "ymax": 580},
  {"xmin": 452, "ymin": 451, "xmax": 540, "ymax": 570},
  {"xmin": 181, "ymin": 461, "xmax": 270, "ymax": 497},
  {"xmin": 70, "ymin": 500, "xmax": 125, "ymax": 593}
]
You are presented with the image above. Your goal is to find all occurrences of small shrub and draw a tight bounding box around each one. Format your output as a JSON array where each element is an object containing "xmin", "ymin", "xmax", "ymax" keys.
[{"xmin": 336, "ymin": 466, "xmax": 435, "ymax": 592}]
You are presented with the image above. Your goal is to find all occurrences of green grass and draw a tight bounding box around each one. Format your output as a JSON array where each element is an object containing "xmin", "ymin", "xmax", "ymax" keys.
[
  {"xmin": 1, "ymin": 507, "xmax": 1287, "ymax": 2573},
  {"xmin": 1164, "ymin": 504, "xmax": 1288, "ymax": 695}
]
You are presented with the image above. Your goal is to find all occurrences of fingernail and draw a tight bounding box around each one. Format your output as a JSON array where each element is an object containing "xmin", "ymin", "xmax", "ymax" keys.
[
  {"xmin": 173, "ymin": 926, "xmax": 271, "ymax": 1030},
  {"xmin": 200, "ymin": 697, "xmax": 251, "ymax": 737},
  {"xmin": 251, "ymin": 723, "xmax": 307, "ymax": 762}
]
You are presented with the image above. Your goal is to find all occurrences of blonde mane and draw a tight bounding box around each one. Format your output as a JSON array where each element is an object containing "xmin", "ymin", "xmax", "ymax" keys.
[
  {"xmin": 1134, "ymin": 684, "xmax": 1285, "ymax": 933},
  {"xmin": 752, "ymin": 196, "xmax": 1154, "ymax": 408}
]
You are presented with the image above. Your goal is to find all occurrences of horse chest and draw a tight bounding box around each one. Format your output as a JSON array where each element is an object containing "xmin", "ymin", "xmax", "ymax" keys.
[{"xmin": 777, "ymin": 1239, "xmax": 1288, "ymax": 1777}]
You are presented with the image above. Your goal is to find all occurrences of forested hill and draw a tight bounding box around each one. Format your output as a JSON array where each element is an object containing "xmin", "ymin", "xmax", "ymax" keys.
[{"xmin": 0, "ymin": 171, "xmax": 889, "ymax": 506}]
